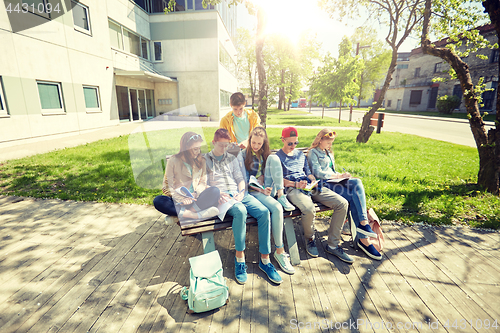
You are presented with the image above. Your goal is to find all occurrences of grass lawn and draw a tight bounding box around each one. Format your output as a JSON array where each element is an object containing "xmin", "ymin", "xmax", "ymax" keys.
[
  {"xmin": 265, "ymin": 108, "xmax": 359, "ymax": 128},
  {"xmin": 1, "ymin": 127, "xmax": 498, "ymax": 229}
]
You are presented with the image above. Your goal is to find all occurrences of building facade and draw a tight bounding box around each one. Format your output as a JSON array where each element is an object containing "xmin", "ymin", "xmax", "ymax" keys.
[
  {"xmin": 385, "ymin": 25, "xmax": 498, "ymax": 113},
  {"xmin": 0, "ymin": 0, "xmax": 237, "ymax": 146}
]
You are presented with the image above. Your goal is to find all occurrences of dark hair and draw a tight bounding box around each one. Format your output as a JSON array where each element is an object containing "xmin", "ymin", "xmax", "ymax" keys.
[
  {"xmin": 230, "ymin": 92, "xmax": 246, "ymax": 106},
  {"xmin": 175, "ymin": 131, "xmax": 204, "ymax": 169},
  {"xmin": 214, "ymin": 128, "xmax": 231, "ymax": 142},
  {"xmin": 244, "ymin": 127, "xmax": 270, "ymax": 175}
]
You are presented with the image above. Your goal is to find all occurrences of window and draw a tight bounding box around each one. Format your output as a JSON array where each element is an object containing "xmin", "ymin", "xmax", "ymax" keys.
[
  {"xmin": 141, "ymin": 38, "xmax": 149, "ymax": 60},
  {"xmin": 387, "ymin": 100, "xmax": 392, "ymax": 108},
  {"xmin": 396, "ymin": 64, "xmax": 408, "ymax": 69},
  {"xmin": 83, "ymin": 85, "xmax": 100, "ymax": 111},
  {"xmin": 481, "ymin": 81, "xmax": 497, "ymax": 110},
  {"xmin": 409, "ymin": 90, "xmax": 422, "ymax": 105},
  {"xmin": 220, "ymin": 89, "xmax": 231, "ymax": 107},
  {"xmin": 22, "ymin": 0, "xmax": 51, "ymax": 19},
  {"xmin": 491, "ymin": 49, "xmax": 499, "ymax": 63},
  {"xmin": 0, "ymin": 77, "xmax": 8, "ymax": 116},
  {"xmin": 37, "ymin": 81, "xmax": 65, "ymax": 114},
  {"xmin": 123, "ymin": 29, "xmax": 141, "ymax": 57},
  {"xmin": 72, "ymin": 1, "xmax": 91, "ymax": 34},
  {"xmin": 219, "ymin": 42, "xmax": 237, "ymax": 77},
  {"xmin": 109, "ymin": 20, "xmax": 122, "ymax": 49},
  {"xmin": 153, "ymin": 41, "xmax": 162, "ymax": 62},
  {"xmin": 414, "ymin": 67, "xmax": 420, "ymax": 78},
  {"xmin": 434, "ymin": 62, "xmax": 442, "ymax": 73}
]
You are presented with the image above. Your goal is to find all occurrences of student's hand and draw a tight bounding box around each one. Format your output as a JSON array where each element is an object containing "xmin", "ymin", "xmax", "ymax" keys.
[
  {"xmin": 219, "ymin": 193, "xmax": 231, "ymax": 205},
  {"xmin": 238, "ymin": 142, "xmax": 247, "ymax": 149},
  {"xmin": 234, "ymin": 191, "xmax": 245, "ymax": 202},
  {"xmin": 297, "ymin": 180, "xmax": 308, "ymax": 189},
  {"xmin": 263, "ymin": 187, "xmax": 272, "ymax": 196},
  {"xmin": 181, "ymin": 198, "xmax": 195, "ymax": 205},
  {"xmin": 341, "ymin": 172, "xmax": 351, "ymax": 178}
]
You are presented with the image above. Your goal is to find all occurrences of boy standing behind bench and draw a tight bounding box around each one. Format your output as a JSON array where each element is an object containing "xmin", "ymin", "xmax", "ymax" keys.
[
  {"xmin": 276, "ymin": 127, "xmax": 354, "ymax": 264},
  {"xmin": 205, "ymin": 128, "xmax": 282, "ymax": 285}
]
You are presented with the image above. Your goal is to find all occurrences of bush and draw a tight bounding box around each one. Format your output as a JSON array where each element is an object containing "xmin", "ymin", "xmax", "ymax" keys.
[{"xmin": 436, "ymin": 95, "xmax": 461, "ymax": 114}]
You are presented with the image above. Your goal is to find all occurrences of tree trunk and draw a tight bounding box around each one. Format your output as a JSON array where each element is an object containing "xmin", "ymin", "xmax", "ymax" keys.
[
  {"xmin": 357, "ymin": 73, "xmax": 364, "ymax": 107},
  {"xmin": 482, "ymin": 0, "xmax": 500, "ymax": 195},
  {"xmin": 287, "ymin": 73, "xmax": 294, "ymax": 111},
  {"xmin": 256, "ymin": 7, "xmax": 268, "ymax": 127},
  {"xmin": 278, "ymin": 69, "xmax": 285, "ymax": 110},
  {"xmin": 356, "ymin": 49, "xmax": 398, "ymax": 143},
  {"xmin": 338, "ymin": 99, "xmax": 342, "ymax": 123},
  {"xmin": 249, "ymin": 66, "xmax": 254, "ymax": 110}
]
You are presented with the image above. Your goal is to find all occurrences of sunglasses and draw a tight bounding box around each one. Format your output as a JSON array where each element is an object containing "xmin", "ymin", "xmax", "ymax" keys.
[
  {"xmin": 287, "ymin": 141, "xmax": 299, "ymax": 146},
  {"xmin": 188, "ymin": 134, "xmax": 202, "ymax": 142},
  {"xmin": 323, "ymin": 132, "xmax": 335, "ymax": 138}
]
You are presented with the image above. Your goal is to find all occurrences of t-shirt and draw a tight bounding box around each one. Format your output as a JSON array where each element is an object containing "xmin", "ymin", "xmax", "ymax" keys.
[{"xmin": 233, "ymin": 112, "xmax": 250, "ymax": 144}]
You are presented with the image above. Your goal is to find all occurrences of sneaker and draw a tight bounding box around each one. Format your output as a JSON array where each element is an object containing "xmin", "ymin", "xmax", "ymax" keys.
[
  {"xmin": 259, "ymin": 260, "xmax": 283, "ymax": 284},
  {"xmin": 277, "ymin": 194, "xmax": 295, "ymax": 211},
  {"xmin": 306, "ymin": 238, "xmax": 319, "ymax": 258},
  {"xmin": 273, "ymin": 251, "xmax": 295, "ymax": 275},
  {"xmin": 325, "ymin": 245, "xmax": 354, "ymax": 264},
  {"xmin": 198, "ymin": 207, "xmax": 219, "ymax": 219},
  {"xmin": 234, "ymin": 257, "xmax": 248, "ymax": 284},
  {"xmin": 357, "ymin": 240, "xmax": 382, "ymax": 260},
  {"xmin": 357, "ymin": 224, "xmax": 378, "ymax": 238},
  {"xmin": 164, "ymin": 215, "xmax": 178, "ymax": 226}
]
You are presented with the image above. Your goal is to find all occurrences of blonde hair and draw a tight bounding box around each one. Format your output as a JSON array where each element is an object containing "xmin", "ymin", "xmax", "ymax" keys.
[{"xmin": 307, "ymin": 128, "xmax": 337, "ymax": 156}]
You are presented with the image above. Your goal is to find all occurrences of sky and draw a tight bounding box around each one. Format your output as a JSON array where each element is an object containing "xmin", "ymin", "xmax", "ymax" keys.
[{"xmin": 236, "ymin": 0, "xmax": 421, "ymax": 58}]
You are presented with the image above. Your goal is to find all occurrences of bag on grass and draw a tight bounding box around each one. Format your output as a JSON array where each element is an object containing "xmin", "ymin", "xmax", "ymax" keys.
[{"xmin": 180, "ymin": 250, "xmax": 229, "ymax": 313}]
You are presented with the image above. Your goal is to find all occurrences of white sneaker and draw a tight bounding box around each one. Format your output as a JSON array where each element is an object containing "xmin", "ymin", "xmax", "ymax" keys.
[
  {"xmin": 277, "ymin": 194, "xmax": 295, "ymax": 211},
  {"xmin": 198, "ymin": 207, "xmax": 219, "ymax": 219},
  {"xmin": 164, "ymin": 215, "xmax": 178, "ymax": 226},
  {"xmin": 273, "ymin": 251, "xmax": 295, "ymax": 274}
]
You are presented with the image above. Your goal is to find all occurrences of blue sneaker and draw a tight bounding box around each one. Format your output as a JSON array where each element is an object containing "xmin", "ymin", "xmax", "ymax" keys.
[
  {"xmin": 325, "ymin": 245, "xmax": 354, "ymax": 264},
  {"xmin": 357, "ymin": 224, "xmax": 378, "ymax": 238},
  {"xmin": 277, "ymin": 194, "xmax": 295, "ymax": 211},
  {"xmin": 234, "ymin": 257, "xmax": 248, "ymax": 284},
  {"xmin": 306, "ymin": 238, "xmax": 319, "ymax": 258},
  {"xmin": 358, "ymin": 240, "xmax": 382, "ymax": 260},
  {"xmin": 259, "ymin": 260, "xmax": 283, "ymax": 284}
]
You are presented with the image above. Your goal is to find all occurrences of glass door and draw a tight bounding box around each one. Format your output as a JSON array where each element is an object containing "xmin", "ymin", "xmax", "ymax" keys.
[
  {"xmin": 138, "ymin": 89, "xmax": 147, "ymax": 120},
  {"xmin": 130, "ymin": 89, "xmax": 140, "ymax": 121}
]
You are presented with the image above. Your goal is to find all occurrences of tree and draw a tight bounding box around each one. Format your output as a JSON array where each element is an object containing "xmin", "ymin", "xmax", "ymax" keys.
[
  {"xmin": 350, "ymin": 27, "xmax": 391, "ymax": 107},
  {"xmin": 310, "ymin": 39, "xmax": 363, "ymax": 116},
  {"xmin": 420, "ymin": 0, "xmax": 499, "ymax": 194},
  {"xmin": 236, "ymin": 28, "xmax": 258, "ymax": 110},
  {"xmin": 321, "ymin": 0, "xmax": 426, "ymax": 143}
]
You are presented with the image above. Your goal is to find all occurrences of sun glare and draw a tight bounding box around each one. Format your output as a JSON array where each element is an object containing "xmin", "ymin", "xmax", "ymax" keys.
[{"xmin": 253, "ymin": 0, "xmax": 325, "ymax": 44}]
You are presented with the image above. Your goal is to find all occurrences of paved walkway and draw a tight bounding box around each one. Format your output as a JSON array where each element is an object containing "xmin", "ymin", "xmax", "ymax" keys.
[{"xmin": 0, "ymin": 195, "xmax": 499, "ymax": 332}]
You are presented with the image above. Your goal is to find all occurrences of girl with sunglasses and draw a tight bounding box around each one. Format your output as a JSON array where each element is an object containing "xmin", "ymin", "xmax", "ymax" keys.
[
  {"xmin": 153, "ymin": 131, "xmax": 220, "ymax": 224},
  {"xmin": 237, "ymin": 127, "xmax": 296, "ymax": 275},
  {"xmin": 307, "ymin": 128, "xmax": 382, "ymax": 260}
]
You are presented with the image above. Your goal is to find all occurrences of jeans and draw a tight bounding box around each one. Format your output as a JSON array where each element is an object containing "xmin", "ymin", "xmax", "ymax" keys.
[
  {"xmin": 251, "ymin": 192, "xmax": 284, "ymax": 249},
  {"xmin": 323, "ymin": 178, "xmax": 368, "ymax": 239},
  {"xmin": 153, "ymin": 195, "xmax": 177, "ymax": 216},
  {"xmin": 178, "ymin": 186, "xmax": 220, "ymax": 217},
  {"xmin": 228, "ymin": 193, "xmax": 271, "ymax": 255},
  {"xmin": 264, "ymin": 155, "xmax": 285, "ymax": 197}
]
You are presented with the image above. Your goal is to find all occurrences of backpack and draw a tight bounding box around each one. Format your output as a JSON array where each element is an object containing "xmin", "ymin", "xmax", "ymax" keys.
[{"xmin": 180, "ymin": 250, "xmax": 229, "ymax": 314}]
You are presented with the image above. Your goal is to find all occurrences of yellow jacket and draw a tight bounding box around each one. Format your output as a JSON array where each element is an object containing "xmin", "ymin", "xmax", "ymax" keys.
[{"xmin": 219, "ymin": 109, "xmax": 261, "ymax": 143}]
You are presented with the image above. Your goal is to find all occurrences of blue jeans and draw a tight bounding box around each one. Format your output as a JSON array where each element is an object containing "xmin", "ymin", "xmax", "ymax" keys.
[
  {"xmin": 153, "ymin": 195, "xmax": 177, "ymax": 216},
  {"xmin": 323, "ymin": 178, "xmax": 368, "ymax": 239},
  {"xmin": 251, "ymin": 192, "xmax": 284, "ymax": 249},
  {"xmin": 227, "ymin": 193, "xmax": 271, "ymax": 255},
  {"xmin": 264, "ymin": 155, "xmax": 285, "ymax": 197}
]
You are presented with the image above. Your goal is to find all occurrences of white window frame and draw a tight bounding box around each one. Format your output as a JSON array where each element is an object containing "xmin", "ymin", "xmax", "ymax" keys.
[
  {"xmin": 0, "ymin": 77, "xmax": 8, "ymax": 117},
  {"xmin": 153, "ymin": 41, "xmax": 163, "ymax": 62},
  {"xmin": 83, "ymin": 85, "xmax": 101, "ymax": 113},
  {"xmin": 72, "ymin": 1, "xmax": 92, "ymax": 35},
  {"xmin": 37, "ymin": 80, "xmax": 65, "ymax": 115}
]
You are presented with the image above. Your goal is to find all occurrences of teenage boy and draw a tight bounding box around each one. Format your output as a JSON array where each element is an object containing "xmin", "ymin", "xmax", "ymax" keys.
[
  {"xmin": 205, "ymin": 128, "xmax": 282, "ymax": 284},
  {"xmin": 220, "ymin": 92, "xmax": 261, "ymax": 149},
  {"xmin": 275, "ymin": 127, "xmax": 354, "ymax": 263}
]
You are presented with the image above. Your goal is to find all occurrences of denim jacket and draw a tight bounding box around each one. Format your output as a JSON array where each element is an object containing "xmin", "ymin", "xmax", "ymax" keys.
[{"xmin": 307, "ymin": 147, "xmax": 337, "ymax": 180}]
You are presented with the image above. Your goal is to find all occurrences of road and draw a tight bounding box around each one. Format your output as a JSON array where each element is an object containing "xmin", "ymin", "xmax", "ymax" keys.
[{"xmin": 301, "ymin": 107, "xmax": 496, "ymax": 148}]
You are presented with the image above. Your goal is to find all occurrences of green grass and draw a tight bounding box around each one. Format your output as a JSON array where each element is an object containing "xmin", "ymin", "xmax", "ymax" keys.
[
  {"xmin": 1, "ymin": 127, "xmax": 499, "ymax": 229},
  {"xmin": 265, "ymin": 108, "xmax": 360, "ymax": 128}
]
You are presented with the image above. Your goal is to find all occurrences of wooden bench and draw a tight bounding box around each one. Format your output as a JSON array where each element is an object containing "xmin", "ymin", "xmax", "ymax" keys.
[{"xmin": 370, "ymin": 112, "xmax": 385, "ymax": 133}]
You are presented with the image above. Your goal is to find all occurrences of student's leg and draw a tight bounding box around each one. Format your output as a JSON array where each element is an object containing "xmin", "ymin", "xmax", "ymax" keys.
[
  {"xmin": 252, "ymin": 192, "xmax": 284, "ymax": 248},
  {"xmin": 241, "ymin": 194, "xmax": 271, "ymax": 255},
  {"xmin": 195, "ymin": 186, "xmax": 221, "ymax": 211},
  {"xmin": 227, "ymin": 202, "xmax": 248, "ymax": 253},
  {"xmin": 312, "ymin": 187, "xmax": 348, "ymax": 249},
  {"xmin": 264, "ymin": 155, "xmax": 285, "ymax": 197},
  {"xmin": 286, "ymin": 189, "xmax": 316, "ymax": 239},
  {"xmin": 153, "ymin": 195, "xmax": 177, "ymax": 216}
]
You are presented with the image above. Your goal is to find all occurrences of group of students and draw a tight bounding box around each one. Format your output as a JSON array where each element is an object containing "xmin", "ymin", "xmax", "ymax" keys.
[{"xmin": 153, "ymin": 92, "xmax": 382, "ymax": 286}]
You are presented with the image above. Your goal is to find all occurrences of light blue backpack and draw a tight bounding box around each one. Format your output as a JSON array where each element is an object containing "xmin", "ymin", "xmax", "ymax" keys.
[{"xmin": 180, "ymin": 250, "xmax": 229, "ymax": 313}]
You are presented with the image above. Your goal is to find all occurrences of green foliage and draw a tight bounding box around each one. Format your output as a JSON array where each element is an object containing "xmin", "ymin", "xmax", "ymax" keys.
[{"xmin": 436, "ymin": 95, "xmax": 461, "ymax": 114}]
